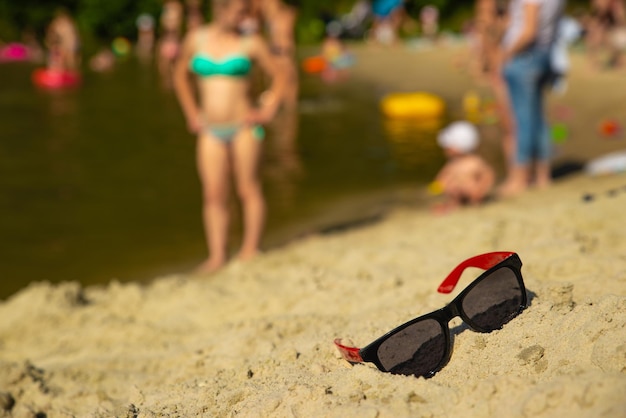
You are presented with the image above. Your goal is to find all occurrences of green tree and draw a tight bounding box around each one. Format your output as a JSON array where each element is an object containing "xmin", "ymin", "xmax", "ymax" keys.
[
  {"xmin": 77, "ymin": 0, "xmax": 161, "ymax": 41},
  {"xmin": 0, "ymin": 0, "xmax": 596, "ymax": 45}
]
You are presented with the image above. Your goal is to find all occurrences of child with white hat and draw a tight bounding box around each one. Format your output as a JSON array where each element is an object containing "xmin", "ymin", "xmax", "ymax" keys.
[{"xmin": 431, "ymin": 121, "xmax": 495, "ymax": 212}]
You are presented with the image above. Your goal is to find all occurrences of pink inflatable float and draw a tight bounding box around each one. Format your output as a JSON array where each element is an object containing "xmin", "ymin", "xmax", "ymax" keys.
[{"xmin": 0, "ymin": 43, "xmax": 30, "ymax": 62}]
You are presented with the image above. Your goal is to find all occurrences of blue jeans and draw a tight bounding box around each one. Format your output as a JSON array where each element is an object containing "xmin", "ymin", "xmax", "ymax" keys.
[{"xmin": 503, "ymin": 48, "xmax": 553, "ymax": 164}]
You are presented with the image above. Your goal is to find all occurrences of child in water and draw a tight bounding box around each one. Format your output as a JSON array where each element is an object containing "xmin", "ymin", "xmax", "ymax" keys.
[
  {"xmin": 321, "ymin": 22, "xmax": 354, "ymax": 82},
  {"xmin": 431, "ymin": 121, "xmax": 495, "ymax": 212}
]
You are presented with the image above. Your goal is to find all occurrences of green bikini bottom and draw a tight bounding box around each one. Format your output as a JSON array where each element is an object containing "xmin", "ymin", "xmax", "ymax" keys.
[{"xmin": 204, "ymin": 123, "xmax": 265, "ymax": 143}]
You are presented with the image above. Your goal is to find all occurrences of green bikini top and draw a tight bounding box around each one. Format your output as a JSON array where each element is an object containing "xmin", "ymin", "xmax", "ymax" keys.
[
  {"xmin": 189, "ymin": 32, "xmax": 252, "ymax": 78},
  {"xmin": 190, "ymin": 53, "xmax": 252, "ymax": 77}
]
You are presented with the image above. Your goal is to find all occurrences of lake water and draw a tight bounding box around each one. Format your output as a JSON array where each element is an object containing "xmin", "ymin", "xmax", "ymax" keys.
[{"xmin": 0, "ymin": 58, "xmax": 447, "ymax": 299}]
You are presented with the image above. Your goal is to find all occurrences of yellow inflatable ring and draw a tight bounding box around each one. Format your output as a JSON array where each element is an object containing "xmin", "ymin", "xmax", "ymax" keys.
[{"xmin": 380, "ymin": 92, "xmax": 445, "ymax": 119}]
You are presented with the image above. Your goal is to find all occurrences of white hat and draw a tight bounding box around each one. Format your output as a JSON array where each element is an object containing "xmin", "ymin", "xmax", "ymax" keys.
[{"xmin": 437, "ymin": 121, "xmax": 479, "ymax": 153}]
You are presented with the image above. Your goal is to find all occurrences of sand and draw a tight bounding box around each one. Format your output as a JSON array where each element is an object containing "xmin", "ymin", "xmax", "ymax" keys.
[{"xmin": 1, "ymin": 45, "xmax": 626, "ymax": 418}]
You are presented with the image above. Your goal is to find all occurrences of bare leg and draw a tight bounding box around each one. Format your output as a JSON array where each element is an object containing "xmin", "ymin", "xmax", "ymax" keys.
[
  {"xmin": 491, "ymin": 74, "xmax": 516, "ymax": 174},
  {"xmin": 497, "ymin": 164, "xmax": 530, "ymax": 198},
  {"xmin": 534, "ymin": 160, "xmax": 552, "ymax": 189},
  {"xmin": 196, "ymin": 133, "xmax": 231, "ymax": 273},
  {"xmin": 232, "ymin": 128, "xmax": 265, "ymax": 261}
]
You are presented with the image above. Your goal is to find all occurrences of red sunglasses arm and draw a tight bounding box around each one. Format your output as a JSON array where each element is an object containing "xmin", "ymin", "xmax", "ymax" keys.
[
  {"xmin": 437, "ymin": 251, "xmax": 515, "ymax": 294},
  {"xmin": 334, "ymin": 338, "xmax": 363, "ymax": 363}
]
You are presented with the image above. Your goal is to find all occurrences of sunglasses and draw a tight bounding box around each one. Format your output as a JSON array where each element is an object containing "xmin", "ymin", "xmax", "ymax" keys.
[{"xmin": 335, "ymin": 251, "xmax": 527, "ymax": 378}]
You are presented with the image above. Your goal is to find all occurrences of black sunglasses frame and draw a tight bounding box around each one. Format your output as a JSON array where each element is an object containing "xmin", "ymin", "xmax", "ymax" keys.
[{"xmin": 354, "ymin": 253, "xmax": 526, "ymax": 378}]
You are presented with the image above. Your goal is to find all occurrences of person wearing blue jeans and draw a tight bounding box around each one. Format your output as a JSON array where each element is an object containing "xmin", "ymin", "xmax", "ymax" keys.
[{"xmin": 499, "ymin": 0, "xmax": 564, "ymax": 196}]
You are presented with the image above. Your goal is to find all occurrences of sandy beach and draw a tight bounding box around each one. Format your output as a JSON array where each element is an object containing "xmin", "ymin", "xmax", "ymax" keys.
[{"xmin": 1, "ymin": 44, "xmax": 626, "ymax": 417}]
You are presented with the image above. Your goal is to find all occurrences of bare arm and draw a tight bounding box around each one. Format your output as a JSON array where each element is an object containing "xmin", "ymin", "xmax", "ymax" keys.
[
  {"xmin": 280, "ymin": 10, "xmax": 297, "ymax": 51},
  {"xmin": 173, "ymin": 29, "xmax": 201, "ymax": 133},
  {"xmin": 435, "ymin": 163, "xmax": 453, "ymax": 186},
  {"xmin": 504, "ymin": 1, "xmax": 540, "ymax": 60},
  {"xmin": 248, "ymin": 35, "xmax": 287, "ymax": 122}
]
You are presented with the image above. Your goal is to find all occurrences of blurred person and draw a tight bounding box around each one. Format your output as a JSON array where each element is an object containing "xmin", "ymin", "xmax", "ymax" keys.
[
  {"xmin": 321, "ymin": 22, "xmax": 354, "ymax": 83},
  {"xmin": 340, "ymin": 0, "xmax": 372, "ymax": 39},
  {"xmin": 240, "ymin": 0, "xmax": 263, "ymax": 34},
  {"xmin": 22, "ymin": 28, "xmax": 44, "ymax": 63},
  {"xmin": 473, "ymin": 0, "xmax": 505, "ymax": 78},
  {"xmin": 493, "ymin": 80, "xmax": 517, "ymax": 179},
  {"xmin": 173, "ymin": 0, "xmax": 285, "ymax": 273},
  {"xmin": 471, "ymin": 0, "xmax": 517, "ymax": 176},
  {"xmin": 499, "ymin": 0, "xmax": 565, "ymax": 197},
  {"xmin": 158, "ymin": 0, "xmax": 184, "ymax": 87},
  {"xmin": 610, "ymin": 24, "xmax": 626, "ymax": 67},
  {"xmin": 370, "ymin": 0, "xmax": 404, "ymax": 45},
  {"xmin": 0, "ymin": 30, "xmax": 42, "ymax": 63},
  {"xmin": 260, "ymin": 0, "xmax": 299, "ymax": 108},
  {"xmin": 420, "ymin": 4, "xmax": 440, "ymax": 40},
  {"xmin": 432, "ymin": 121, "xmax": 495, "ymax": 212},
  {"xmin": 259, "ymin": 0, "xmax": 299, "ymax": 181},
  {"xmin": 89, "ymin": 48, "xmax": 115, "ymax": 72},
  {"xmin": 550, "ymin": 16, "xmax": 584, "ymax": 91},
  {"xmin": 587, "ymin": 0, "xmax": 626, "ymax": 68},
  {"xmin": 186, "ymin": 0, "xmax": 205, "ymax": 31},
  {"xmin": 45, "ymin": 8, "xmax": 80, "ymax": 72},
  {"xmin": 136, "ymin": 13, "xmax": 156, "ymax": 59}
]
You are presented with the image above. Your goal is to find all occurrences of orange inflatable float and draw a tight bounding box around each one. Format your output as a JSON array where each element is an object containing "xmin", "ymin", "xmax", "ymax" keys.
[{"xmin": 302, "ymin": 56, "xmax": 327, "ymax": 74}]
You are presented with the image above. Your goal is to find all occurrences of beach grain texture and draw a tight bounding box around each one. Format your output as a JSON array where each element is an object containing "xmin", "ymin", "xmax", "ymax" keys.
[{"xmin": 1, "ymin": 45, "xmax": 626, "ymax": 418}]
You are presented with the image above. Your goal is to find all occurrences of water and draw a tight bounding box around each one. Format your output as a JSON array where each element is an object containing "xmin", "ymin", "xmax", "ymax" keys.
[{"xmin": 0, "ymin": 59, "xmax": 446, "ymax": 300}]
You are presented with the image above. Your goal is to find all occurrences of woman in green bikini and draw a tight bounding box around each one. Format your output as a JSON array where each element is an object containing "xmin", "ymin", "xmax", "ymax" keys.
[{"xmin": 174, "ymin": 0, "xmax": 284, "ymax": 273}]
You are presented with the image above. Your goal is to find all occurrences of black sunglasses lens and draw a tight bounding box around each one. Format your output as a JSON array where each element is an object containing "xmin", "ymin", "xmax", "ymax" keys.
[
  {"xmin": 376, "ymin": 318, "xmax": 447, "ymax": 377},
  {"xmin": 462, "ymin": 267, "xmax": 524, "ymax": 331}
]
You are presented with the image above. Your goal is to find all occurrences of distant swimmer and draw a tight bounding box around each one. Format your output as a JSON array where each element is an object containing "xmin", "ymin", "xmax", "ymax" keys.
[
  {"xmin": 158, "ymin": 0, "xmax": 184, "ymax": 87},
  {"xmin": 136, "ymin": 13, "xmax": 156, "ymax": 59},
  {"xmin": 45, "ymin": 8, "xmax": 80, "ymax": 72},
  {"xmin": 186, "ymin": 0, "xmax": 205, "ymax": 31}
]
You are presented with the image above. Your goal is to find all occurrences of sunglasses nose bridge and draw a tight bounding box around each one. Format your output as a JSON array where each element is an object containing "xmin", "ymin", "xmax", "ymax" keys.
[{"xmin": 439, "ymin": 302, "xmax": 461, "ymax": 324}]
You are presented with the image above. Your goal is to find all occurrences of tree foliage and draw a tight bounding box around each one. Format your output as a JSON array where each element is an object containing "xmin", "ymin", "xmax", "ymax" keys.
[{"xmin": 0, "ymin": 0, "xmax": 593, "ymax": 45}]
